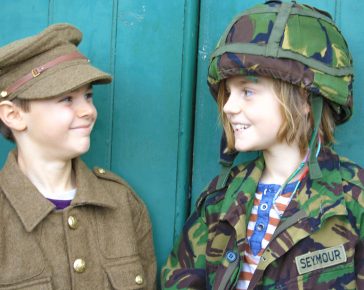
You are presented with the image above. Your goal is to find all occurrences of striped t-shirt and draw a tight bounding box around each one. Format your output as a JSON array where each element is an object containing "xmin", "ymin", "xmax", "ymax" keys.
[{"xmin": 236, "ymin": 181, "xmax": 298, "ymax": 290}]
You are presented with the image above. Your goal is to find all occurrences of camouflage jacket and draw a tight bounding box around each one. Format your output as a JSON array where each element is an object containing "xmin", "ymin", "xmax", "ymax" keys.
[{"xmin": 162, "ymin": 147, "xmax": 364, "ymax": 289}]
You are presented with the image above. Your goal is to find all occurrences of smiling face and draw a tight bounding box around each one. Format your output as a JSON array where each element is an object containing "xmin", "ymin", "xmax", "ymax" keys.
[
  {"xmin": 17, "ymin": 84, "xmax": 97, "ymax": 161},
  {"xmin": 223, "ymin": 76, "xmax": 283, "ymax": 153}
]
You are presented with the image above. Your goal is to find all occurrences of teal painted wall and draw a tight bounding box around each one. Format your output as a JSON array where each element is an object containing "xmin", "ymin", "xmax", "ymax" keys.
[{"xmin": 1, "ymin": 0, "xmax": 363, "ymax": 282}]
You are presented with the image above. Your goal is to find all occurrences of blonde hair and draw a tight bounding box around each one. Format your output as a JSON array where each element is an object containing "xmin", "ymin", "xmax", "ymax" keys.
[{"xmin": 217, "ymin": 78, "xmax": 335, "ymax": 154}]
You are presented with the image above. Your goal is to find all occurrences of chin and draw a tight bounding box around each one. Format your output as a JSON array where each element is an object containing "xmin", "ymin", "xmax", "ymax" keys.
[
  {"xmin": 234, "ymin": 142, "xmax": 256, "ymax": 152},
  {"xmin": 71, "ymin": 142, "xmax": 91, "ymax": 157},
  {"xmin": 234, "ymin": 141, "xmax": 249, "ymax": 152},
  {"xmin": 79, "ymin": 145, "xmax": 91, "ymax": 155}
]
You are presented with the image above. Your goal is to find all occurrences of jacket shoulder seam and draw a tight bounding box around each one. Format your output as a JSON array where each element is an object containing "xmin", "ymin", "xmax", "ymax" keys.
[
  {"xmin": 92, "ymin": 167, "xmax": 131, "ymax": 188},
  {"xmin": 339, "ymin": 157, "xmax": 364, "ymax": 190}
]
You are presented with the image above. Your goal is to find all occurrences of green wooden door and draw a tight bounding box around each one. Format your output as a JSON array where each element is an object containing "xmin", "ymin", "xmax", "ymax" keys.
[
  {"xmin": 0, "ymin": 0, "xmax": 198, "ymax": 277},
  {"xmin": 1, "ymin": 0, "xmax": 364, "ymax": 282}
]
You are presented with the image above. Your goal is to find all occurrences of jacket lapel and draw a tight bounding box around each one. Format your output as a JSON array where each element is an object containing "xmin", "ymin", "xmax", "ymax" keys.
[
  {"xmin": 220, "ymin": 155, "xmax": 265, "ymax": 245},
  {"xmin": 212, "ymin": 156, "xmax": 265, "ymax": 289}
]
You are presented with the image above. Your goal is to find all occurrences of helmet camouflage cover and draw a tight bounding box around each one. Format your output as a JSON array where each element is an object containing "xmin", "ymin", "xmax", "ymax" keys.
[{"xmin": 208, "ymin": 0, "xmax": 353, "ymax": 124}]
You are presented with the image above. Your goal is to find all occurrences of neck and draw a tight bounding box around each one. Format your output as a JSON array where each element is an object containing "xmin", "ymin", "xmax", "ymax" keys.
[
  {"xmin": 260, "ymin": 143, "xmax": 305, "ymax": 185},
  {"xmin": 16, "ymin": 147, "xmax": 75, "ymax": 194}
]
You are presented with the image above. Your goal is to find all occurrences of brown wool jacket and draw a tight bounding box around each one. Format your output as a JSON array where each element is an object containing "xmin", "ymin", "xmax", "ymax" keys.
[{"xmin": 0, "ymin": 150, "xmax": 156, "ymax": 290}]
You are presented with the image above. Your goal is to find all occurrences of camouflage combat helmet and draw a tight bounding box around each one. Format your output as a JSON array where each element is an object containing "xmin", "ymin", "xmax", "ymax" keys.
[
  {"xmin": 208, "ymin": 0, "xmax": 353, "ymax": 124},
  {"xmin": 208, "ymin": 0, "xmax": 354, "ymax": 181}
]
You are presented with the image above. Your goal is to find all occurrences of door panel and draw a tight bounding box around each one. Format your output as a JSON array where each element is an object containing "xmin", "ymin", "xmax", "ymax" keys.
[{"xmin": 111, "ymin": 0, "xmax": 189, "ymax": 269}]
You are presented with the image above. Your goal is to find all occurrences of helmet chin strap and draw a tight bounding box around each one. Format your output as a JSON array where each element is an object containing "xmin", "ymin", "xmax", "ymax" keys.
[{"xmin": 308, "ymin": 94, "xmax": 323, "ymax": 179}]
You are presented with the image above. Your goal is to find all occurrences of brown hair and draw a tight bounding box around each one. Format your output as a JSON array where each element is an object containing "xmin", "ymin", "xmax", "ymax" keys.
[
  {"xmin": 217, "ymin": 78, "xmax": 335, "ymax": 154},
  {"xmin": 0, "ymin": 98, "xmax": 31, "ymax": 142}
]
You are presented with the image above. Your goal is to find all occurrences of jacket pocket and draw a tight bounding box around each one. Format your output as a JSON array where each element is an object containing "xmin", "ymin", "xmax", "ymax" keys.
[
  {"xmin": 0, "ymin": 277, "xmax": 53, "ymax": 290},
  {"xmin": 104, "ymin": 256, "xmax": 146, "ymax": 290}
]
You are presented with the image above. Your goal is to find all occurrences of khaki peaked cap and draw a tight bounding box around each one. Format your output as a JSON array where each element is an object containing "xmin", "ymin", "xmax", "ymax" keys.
[{"xmin": 0, "ymin": 23, "xmax": 111, "ymax": 101}]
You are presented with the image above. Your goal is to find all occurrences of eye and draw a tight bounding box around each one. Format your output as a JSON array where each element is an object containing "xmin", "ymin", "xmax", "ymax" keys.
[
  {"xmin": 85, "ymin": 92, "xmax": 93, "ymax": 100},
  {"xmin": 243, "ymin": 88, "xmax": 254, "ymax": 97},
  {"xmin": 59, "ymin": 96, "xmax": 73, "ymax": 103}
]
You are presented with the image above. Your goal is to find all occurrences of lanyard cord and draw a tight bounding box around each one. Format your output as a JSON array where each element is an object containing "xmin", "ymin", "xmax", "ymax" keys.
[{"xmin": 271, "ymin": 139, "xmax": 321, "ymax": 215}]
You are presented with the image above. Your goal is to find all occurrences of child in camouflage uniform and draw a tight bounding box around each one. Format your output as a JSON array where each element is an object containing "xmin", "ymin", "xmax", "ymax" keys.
[
  {"xmin": 162, "ymin": 1, "xmax": 364, "ymax": 289},
  {"xmin": 0, "ymin": 24, "xmax": 156, "ymax": 289}
]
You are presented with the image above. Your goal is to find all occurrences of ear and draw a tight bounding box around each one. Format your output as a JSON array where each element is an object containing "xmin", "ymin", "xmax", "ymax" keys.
[
  {"xmin": 304, "ymin": 102, "xmax": 311, "ymax": 115},
  {"xmin": 0, "ymin": 101, "xmax": 27, "ymax": 131}
]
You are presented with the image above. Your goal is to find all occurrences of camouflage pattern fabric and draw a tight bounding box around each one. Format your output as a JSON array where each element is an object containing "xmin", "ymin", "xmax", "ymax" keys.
[
  {"xmin": 207, "ymin": 1, "xmax": 353, "ymax": 124},
  {"xmin": 161, "ymin": 147, "xmax": 364, "ymax": 289}
]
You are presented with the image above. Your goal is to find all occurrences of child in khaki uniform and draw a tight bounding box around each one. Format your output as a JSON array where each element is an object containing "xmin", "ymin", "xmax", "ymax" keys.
[{"xmin": 0, "ymin": 24, "xmax": 156, "ymax": 289}]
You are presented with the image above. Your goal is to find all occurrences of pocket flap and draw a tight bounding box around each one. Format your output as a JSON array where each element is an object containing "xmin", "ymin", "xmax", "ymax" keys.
[{"xmin": 105, "ymin": 258, "xmax": 145, "ymax": 289}]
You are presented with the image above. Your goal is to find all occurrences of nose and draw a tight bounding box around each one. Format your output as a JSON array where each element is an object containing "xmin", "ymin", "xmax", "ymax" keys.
[
  {"xmin": 76, "ymin": 98, "xmax": 97, "ymax": 119},
  {"xmin": 223, "ymin": 91, "xmax": 241, "ymax": 115}
]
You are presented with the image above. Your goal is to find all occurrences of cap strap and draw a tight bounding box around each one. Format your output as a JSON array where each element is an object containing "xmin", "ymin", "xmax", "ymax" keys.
[{"xmin": 1, "ymin": 51, "xmax": 88, "ymax": 99}]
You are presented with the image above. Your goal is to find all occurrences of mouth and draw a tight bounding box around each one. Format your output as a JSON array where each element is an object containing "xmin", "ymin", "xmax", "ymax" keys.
[
  {"xmin": 232, "ymin": 123, "xmax": 251, "ymax": 132},
  {"xmin": 70, "ymin": 124, "xmax": 93, "ymax": 133},
  {"xmin": 72, "ymin": 126, "xmax": 90, "ymax": 130},
  {"xmin": 71, "ymin": 123, "xmax": 93, "ymax": 129}
]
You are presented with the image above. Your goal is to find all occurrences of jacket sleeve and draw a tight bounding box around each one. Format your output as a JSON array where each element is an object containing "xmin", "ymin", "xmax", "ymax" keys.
[
  {"xmin": 339, "ymin": 158, "xmax": 364, "ymax": 288},
  {"xmin": 355, "ymin": 239, "xmax": 364, "ymax": 288},
  {"xmin": 161, "ymin": 210, "xmax": 209, "ymax": 290}
]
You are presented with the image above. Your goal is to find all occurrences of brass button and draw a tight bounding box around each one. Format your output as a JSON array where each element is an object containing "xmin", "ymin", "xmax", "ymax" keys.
[
  {"xmin": 135, "ymin": 274, "xmax": 143, "ymax": 285},
  {"xmin": 73, "ymin": 258, "xmax": 86, "ymax": 273},
  {"xmin": 0, "ymin": 91, "xmax": 8, "ymax": 98},
  {"xmin": 68, "ymin": 216, "xmax": 78, "ymax": 229},
  {"xmin": 97, "ymin": 168, "xmax": 106, "ymax": 174}
]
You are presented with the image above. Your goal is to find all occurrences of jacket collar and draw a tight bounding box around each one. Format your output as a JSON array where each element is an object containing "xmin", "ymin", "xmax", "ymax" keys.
[
  {"xmin": 71, "ymin": 158, "xmax": 117, "ymax": 209},
  {"xmin": 0, "ymin": 150, "xmax": 117, "ymax": 232},
  {"xmin": 219, "ymin": 155, "xmax": 264, "ymax": 241},
  {"xmin": 282, "ymin": 147, "xmax": 348, "ymax": 225}
]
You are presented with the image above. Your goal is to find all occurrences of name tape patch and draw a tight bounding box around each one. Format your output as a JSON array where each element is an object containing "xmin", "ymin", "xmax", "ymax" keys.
[{"xmin": 295, "ymin": 244, "xmax": 347, "ymax": 275}]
